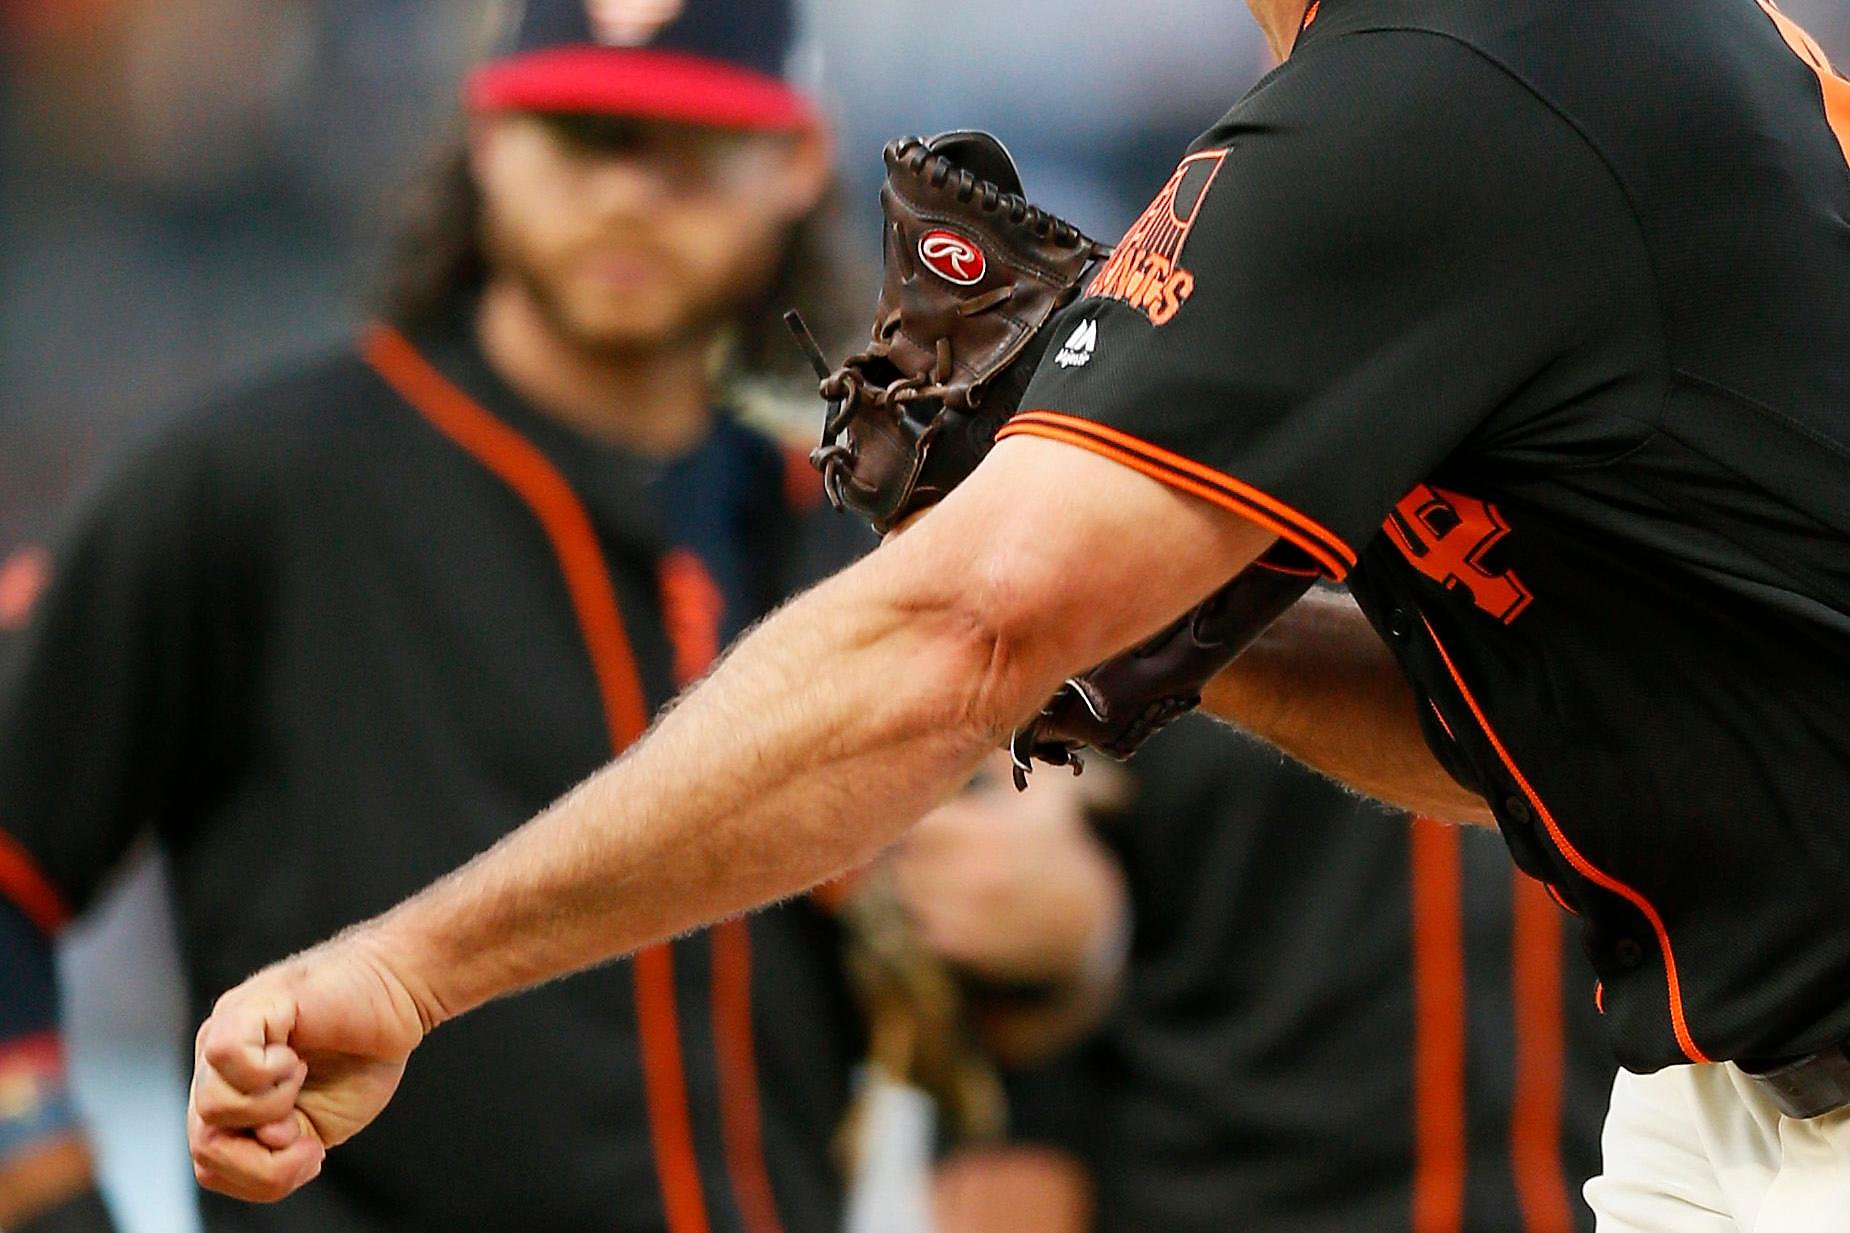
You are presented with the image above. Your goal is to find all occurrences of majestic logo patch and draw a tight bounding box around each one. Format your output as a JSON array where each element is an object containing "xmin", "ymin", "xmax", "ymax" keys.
[
  {"xmin": 1086, "ymin": 149, "xmax": 1227, "ymax": 326},
  {"xmin": 1055, "ymin": 319, "xmax": 1097, "ymax": 368},
  {"xmin": 1384, "ymin": 485, "xmax": 1532, "ymax": 623},
  {"xmin": 586, "ymin": 0, "xmax": 684, "ymax": 46},
  {"xmin": 918, "ymin": 229, "xmax": 987, "ymax": 285}
]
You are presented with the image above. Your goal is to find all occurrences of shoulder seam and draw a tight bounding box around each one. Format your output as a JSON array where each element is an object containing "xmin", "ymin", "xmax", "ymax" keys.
[{"xmin": 1319, "ymin": 25, "xmax": 1676, "ymax": 424}]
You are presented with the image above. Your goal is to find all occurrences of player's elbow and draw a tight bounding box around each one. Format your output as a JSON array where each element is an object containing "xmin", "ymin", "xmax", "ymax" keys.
[{"xmin": 911, "ymin": 543, "xmax": 1084, "ymax": 745}]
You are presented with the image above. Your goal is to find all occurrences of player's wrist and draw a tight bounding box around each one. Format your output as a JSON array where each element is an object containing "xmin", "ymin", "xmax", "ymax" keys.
[
  {"xmin": 341, "ymin": 917, "xmax": 459, "ymax": 1035},
  {"xmin": 1197, "ymin": 599, "xmax": 1316, "ymax": 736}
]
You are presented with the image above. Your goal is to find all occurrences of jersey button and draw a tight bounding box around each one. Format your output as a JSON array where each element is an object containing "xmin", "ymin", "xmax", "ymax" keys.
[
  {"xmin": 1613, "ymin": 937, "xmax": 1646, "ymax": 970},
  {"xmin": 1503, "ymin": 794, "xmax": 1532, "ymax": 825},
  {"xmin": 1387, "ymin": 608, "xmax": 1412, "ymax": 641}
]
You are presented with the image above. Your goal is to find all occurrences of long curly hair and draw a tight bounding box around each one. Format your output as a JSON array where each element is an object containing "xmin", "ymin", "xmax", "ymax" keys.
[{"xmin": 370, "ymin": 133, "xmax": 872, "ymax": 410}]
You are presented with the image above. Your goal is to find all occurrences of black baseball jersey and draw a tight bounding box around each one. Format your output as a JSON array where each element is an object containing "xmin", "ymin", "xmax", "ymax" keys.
[
  {"xmin": 1006, "ymin": 719, "xmax": 1615, "ymax": 1233},
  {"xmin": 0, "ymin": 309, "xmax": 860, "ymax": 1233},
  {"xmin": 1006, "ymin": 0, "xmax": 1850, "ymax": 1073}
]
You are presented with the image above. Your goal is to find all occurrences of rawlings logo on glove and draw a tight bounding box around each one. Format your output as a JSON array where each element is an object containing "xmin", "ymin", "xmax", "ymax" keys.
[
  {"xmin": 785, "ymin": 130, "xmax": 1109, "ymax": 534},
  {"xmin": 918, "ymin": 229, "xmax": 987, "ymax": 284},
  {"xmin": 789, "ymin": 131, "xmax": 1315, "ymax": 783}
]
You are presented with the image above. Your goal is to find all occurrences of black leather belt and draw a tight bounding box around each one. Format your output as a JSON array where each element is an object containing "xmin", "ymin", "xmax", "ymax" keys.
[{"xmin": 1740, "ymin": 1043, "xmax": 1850, "ymax": 1119}]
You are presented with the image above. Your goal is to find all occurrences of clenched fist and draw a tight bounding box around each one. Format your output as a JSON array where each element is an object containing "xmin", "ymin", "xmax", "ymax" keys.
[{"xmin": 188, "ymin": 933, "xmax": 433, "ymax": 1203}]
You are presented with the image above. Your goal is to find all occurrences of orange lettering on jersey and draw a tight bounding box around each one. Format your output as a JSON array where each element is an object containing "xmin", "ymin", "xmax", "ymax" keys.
[
  {"xmin": 1086, "ymin": 150, "xmax": 1226, "ymax": 326},
  {"xmin": 1758, "ymin": 0, "xmax": 1850, "ymax": 168},
  {"xmin": 1384, "ymin": 485, "xmax": 1533, "ymax": 623},
  {"xmin": 659, "ymin": 548, "xmax": 725, "ymax": 686}
]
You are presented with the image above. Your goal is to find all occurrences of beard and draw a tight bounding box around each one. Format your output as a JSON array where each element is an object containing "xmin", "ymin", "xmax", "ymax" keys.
[{"xmin": 479, "ymin": 205, "xmax": 779, "ymax": 360}]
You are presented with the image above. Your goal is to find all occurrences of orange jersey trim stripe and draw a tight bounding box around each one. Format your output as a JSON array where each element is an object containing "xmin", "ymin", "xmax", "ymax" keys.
[
  {"xmin": 1409, "ymin": 817, "xmax": 1467, "ymax": 1233},
  {"xmin": 998, "ymin": 421, "xmax": 1339, "ymax": 573},
  {"xmin": 362, "ymin": 325, "xmax": 652, "ymax": 747},
  {"xmin": 1421, "ymin": 617, "xmax": 1712, "ymax": 1064},
  {"xmin": 0, "ymin": 828, "xmax": 70, "ymax": 933},
  {"xmin": 712, "ymin": 920, "xmax": 787, "ymax": 1233},
  {"xmin": 997, "ymin": 411, "xmax": 1357, "ymax": 580},
  {"xmin": 633, "ymin": 946, "xmax": 712, "ymax": 1233},
  {"xmin": 1509, "ymin": 872, "xmax": 1573, "ymax": 1233},
  {"xmin": 659, "ymin": 544, "xmax": 787, "ymax": 1233},
  {"xmin": 362, "ymin": 324, "xmax": 714, "ymax": 1233}
]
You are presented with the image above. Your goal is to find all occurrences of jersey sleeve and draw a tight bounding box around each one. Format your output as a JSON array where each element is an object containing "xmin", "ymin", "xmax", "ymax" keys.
[
  {"xmin": 1003, "ymin": 31, "xmax": 1617, "ymax": 579},
  {"xmin": 0, "ymin": 898, "xmax": 83, "ymax": 1170},
  {"xmin": 0, "ymin": 417, "xmax": 248, "ymax": 920}
]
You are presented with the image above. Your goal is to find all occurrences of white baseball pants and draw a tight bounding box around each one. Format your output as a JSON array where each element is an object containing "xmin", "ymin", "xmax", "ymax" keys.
[{"xmin": 1588, "ymin": 1062, "xmax": 1850, "ymax": 1232}]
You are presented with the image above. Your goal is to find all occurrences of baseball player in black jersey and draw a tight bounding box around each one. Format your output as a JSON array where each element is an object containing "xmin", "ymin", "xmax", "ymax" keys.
[
  {"xmin": 186, "ymin": 0, "xmax": 1850, "ymax": 1228},
  {"xmin": 0, "ymin": 2, "xmax": 876, "ymax": 1231}
]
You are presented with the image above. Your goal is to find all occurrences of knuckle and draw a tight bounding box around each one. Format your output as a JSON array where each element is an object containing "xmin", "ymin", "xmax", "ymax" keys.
[{"xmin": 202, "ymin": 1032, "xmax": 240, "ymax": 1070}]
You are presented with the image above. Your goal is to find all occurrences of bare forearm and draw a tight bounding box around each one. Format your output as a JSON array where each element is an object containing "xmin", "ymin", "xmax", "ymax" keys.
[
  {"xmin": 1200, "ymin": 591, "xmax": 1494, "ymax": 824},
  {"xmin": 367, "ymin": 559, "xmax": 1033, "ymax": 1023},
  {"xmin": 184, "ymin": 441, "xmax": 1282, "ymax": 1206}
]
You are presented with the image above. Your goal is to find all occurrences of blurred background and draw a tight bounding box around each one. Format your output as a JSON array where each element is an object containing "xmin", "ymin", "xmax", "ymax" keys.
[
  {"xmin": 0, "ymin": 3, "xmax": 1270, "ymax": 1229},
  {"xmin": 2, "ymin": 2, "xmax": 1846, "ymax": 1231}
]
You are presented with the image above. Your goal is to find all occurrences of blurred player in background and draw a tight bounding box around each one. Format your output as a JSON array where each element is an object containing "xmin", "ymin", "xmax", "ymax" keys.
[
  {"xmin": 0, "ymin": 1, "xmax": 873, "ymax": 1230},
  {"xmin": 920, "ymin": 721, "xmax": 1616, "ymax": 1233}
]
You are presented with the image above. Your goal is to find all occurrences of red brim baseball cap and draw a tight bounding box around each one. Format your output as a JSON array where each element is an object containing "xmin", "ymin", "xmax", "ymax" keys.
[
  {"xmin": 468, "ymin": 0, "xmax": 818, "ymax": 132},
  {"xmin": 468, "ymin": 46, "xmax": 816, "ymax": 131}
]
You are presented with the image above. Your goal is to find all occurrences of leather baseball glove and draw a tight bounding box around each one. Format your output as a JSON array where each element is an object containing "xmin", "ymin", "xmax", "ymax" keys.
[
  {"xmin": 787, "ymin": 130, "xmax": 1110, "ymax": 533},
  {"xmin": 1006, "ymin": 561, "xmax": 1314, "ymax": 787},
  {"xmin": 789, "ymin": 131, "xmax": 1315, "ymax": 783}
]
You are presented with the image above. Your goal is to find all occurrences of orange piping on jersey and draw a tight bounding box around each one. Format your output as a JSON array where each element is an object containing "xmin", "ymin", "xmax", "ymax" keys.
[
  {"xmin": 363, "ymin": 323, "xmax": 713, "ymax": 1233},
  {"xmin": 0, "ymin": 828, "xmax": 69, "ymax": 933},
  {"xmin": 1004, "ymin": 411, "xmax": 1357, "ymax": 572},
  {"xmin": 996, "ymin": 412, "xmax": 1356, "ymax": 579},
  {"xmin": 1543, "ymin": 882, "xmax": 1579, "ymax": 917},
  {"xmin": 362, "ymin": 325, "xmax": 652, "ymax": 747},
  {"xmin": 1509, "ymin": 872, "xmax": 1573, "ymax": 1233},
  {"xmin": 1758, "ymin": 1, "xmax": 1850, "ymax": 168},
  {"xmin": 994, "ymin": 422, "xmax": 1347, "ymax": 578},
  {"xmin": 1419, "ymin": 617, "xmax": 1712, "ymax": 1064},
  {"xmin": 632, "ymin": 945, "xmax": 711, "ymax": 1233},
  {"xmin": 1409, "ymin": 817, "xmax": 1466, "ymax": 1233},
  {"xmin": 659, "ymin": 552, "xmax": 787, "ymax": 1233},
  {"xmin": 711, "ymin": 920, "xmax": 788, "ymax": 1233},
  {"xmin": 1252, "ymin": 557, "xmax": 1324, "ymax": 579},
  {"xmin": 1427, "ymin": 699, "xmax": 1457, "ymax": 743},
  {"xmin": 1594, "ymin": 982, "xmax": 1606, "ymax": 1015}
]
